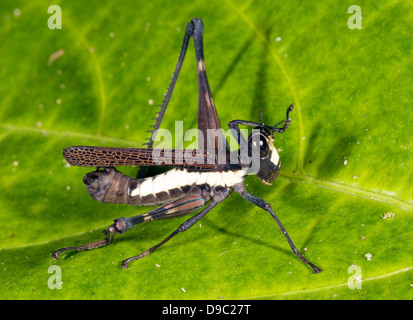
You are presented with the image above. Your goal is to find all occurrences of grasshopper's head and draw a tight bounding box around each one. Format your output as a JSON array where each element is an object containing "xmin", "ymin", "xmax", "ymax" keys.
[
  {"xmin": 247, "ymin": 127, "xmax": 281, "ymax": 185},
  {"xmin": 245, "ymin": 104, "xmax": 293, "ymax": 185}
]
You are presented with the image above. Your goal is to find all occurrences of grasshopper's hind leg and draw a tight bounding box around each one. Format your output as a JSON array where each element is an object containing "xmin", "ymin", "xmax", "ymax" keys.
[{"xmin": 52, "ymin": 193, "xmax": 209, "ymax": 261}]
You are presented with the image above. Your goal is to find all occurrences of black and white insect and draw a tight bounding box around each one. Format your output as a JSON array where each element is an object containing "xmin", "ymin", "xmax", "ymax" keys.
[{"xmin": 53, "ymin": 18, "xmax": 321, "ymax": 273}]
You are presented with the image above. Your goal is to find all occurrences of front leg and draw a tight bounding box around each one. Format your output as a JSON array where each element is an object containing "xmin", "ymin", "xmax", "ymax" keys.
[
  {"xmin": 272, "ymin": 103, "xmax": 294, "ymax": 133},
  {"xmin": 233, "ymin": 183, "xmax": 322, "ymax": 274},
  {"xmin": 228, "ymin": 104, "xmax": 294, "ymax": 135}
]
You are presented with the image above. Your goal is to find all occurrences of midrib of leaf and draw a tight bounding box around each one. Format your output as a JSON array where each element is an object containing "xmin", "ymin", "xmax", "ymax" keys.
[
  {"xmin": 241, "ymin": 265, "xmax": 413, "ymax": 299},
  {"xmin": 281, "ymin": 171, "xmax": 413, "ymax": 212}
]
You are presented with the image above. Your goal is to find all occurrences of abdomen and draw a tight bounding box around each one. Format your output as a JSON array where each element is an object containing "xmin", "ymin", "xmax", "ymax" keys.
[{"xmin": 83, "ymin": 167, "xmax": 185, "ymax": 206}]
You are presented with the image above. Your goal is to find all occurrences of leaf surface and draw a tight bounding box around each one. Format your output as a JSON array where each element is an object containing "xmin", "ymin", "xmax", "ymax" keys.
[{"xmin": 0, "ymin": 0, "xmax": 412, "ymax": 299}]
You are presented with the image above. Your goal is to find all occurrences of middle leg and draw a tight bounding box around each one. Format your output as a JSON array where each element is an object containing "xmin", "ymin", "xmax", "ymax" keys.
[
  {"xmin": 121, "ymin": 187, "xmax": 231, "ymax": 268},
  {"xmin": 52, "ymin": 193, "xmax": 209, "ymax": 260}
]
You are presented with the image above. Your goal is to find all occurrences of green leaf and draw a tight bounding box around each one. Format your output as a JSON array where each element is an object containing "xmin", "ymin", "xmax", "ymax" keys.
[{"xmin": 1, "ymin": 0, "xmax": 412, "ymax": 299}]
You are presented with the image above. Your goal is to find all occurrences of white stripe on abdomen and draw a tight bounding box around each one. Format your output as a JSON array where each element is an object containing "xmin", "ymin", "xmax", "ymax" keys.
[{"xmin": 130, "ymin": 168, "xmax": 246, "ymax": 197}]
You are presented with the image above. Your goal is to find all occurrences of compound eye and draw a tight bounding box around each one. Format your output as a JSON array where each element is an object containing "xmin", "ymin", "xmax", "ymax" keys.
[
  {"xmin": 249, "ymin": 133, "xmax": 269, "ymax": 158},
  {"xmin": 258, "ymin": 134, "xmax": 269, "ymax": 157}
]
